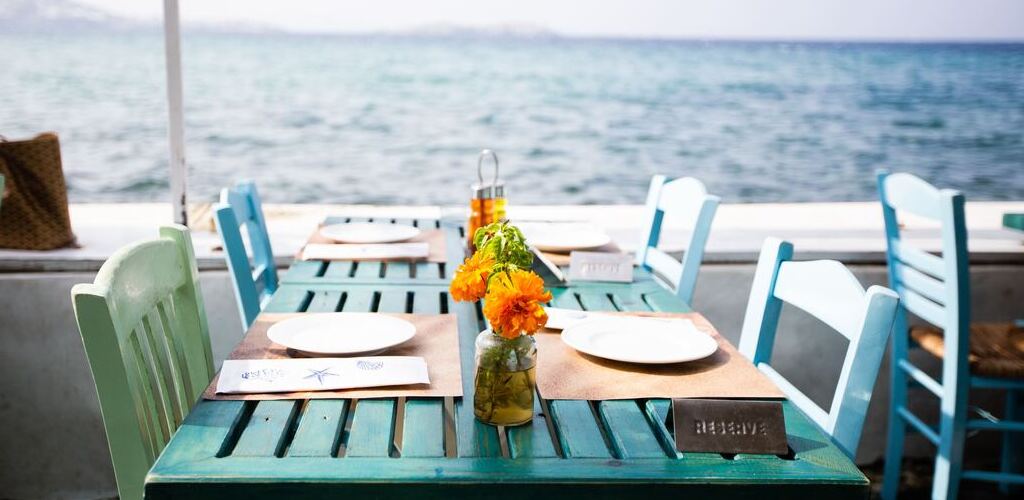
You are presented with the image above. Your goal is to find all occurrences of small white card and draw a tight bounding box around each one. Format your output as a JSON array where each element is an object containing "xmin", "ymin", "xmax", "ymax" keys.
[
  {"xmin": 301, "ymin": 242, "xmax": 429, "ymax": 261},
  {"xmin": 568, "ymin": 251, "xmax": 634, "ymax": 283},
  {"xmin": 216, "ymin": 357, "xmax": 429, "ymax": 394}
]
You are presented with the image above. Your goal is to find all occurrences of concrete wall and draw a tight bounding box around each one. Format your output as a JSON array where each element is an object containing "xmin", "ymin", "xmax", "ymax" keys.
[
  {"xmin": 1, "ymin": 263, "xmax": 1021, "ymax": 499},
  {"xmin": 0, "ymin": 271, "xmax": 242, "ymax": 500}
]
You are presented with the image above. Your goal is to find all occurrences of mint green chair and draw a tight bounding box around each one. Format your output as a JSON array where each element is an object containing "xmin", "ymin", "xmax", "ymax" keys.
[{"xmin": 72, "ymin": 225, "xmax": 215, "ymax": 500}]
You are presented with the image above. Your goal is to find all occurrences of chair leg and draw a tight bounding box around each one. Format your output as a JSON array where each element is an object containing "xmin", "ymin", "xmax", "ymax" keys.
[
  {"xmin": 1001, "ymin": 389, "xmax": 1023, "ymax": 495},
  {"xmin": 931, "ymin": 378, "xmax": 969, "ymax": 500},
  {"xmin": 882, "ymin": 362, "xmax": 909, "ymax": 499}
]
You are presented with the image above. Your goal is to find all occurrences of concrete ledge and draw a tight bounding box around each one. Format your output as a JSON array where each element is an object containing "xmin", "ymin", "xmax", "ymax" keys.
[{"xmin": 0, "ymin": 201, "xmax": 1022, "ymax": 272}]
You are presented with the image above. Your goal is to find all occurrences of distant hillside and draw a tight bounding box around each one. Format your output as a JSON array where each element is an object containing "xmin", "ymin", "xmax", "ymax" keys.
[
  {"xmin": 0, "ymin": 0, "xmax": 143, "ymax": 32},
  {"xmin": 0, "ymin": 0, "xmax": 280, "ymax": 34},
  {"xmin": 388, "ymin": 22, "xmax": 560, "ymax": 40}
]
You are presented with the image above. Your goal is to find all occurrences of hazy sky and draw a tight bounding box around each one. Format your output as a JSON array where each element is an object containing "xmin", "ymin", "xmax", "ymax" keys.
[{"xmin": 79, "ymin": 0, "xmax": 1024, "ymax": 41}]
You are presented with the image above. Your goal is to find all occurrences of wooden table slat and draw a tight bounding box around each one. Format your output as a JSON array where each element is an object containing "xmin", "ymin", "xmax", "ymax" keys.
[
  {"xmin": 450, "ymin": 298, "xmax": 503, "ymax": 457},
  {"xmin": 343, "ymin": 289, "xmax": 377, "ymax": 313},
  {"xmin": 377, "ymin": 290, "xmax": 409, "ymax": 314},
  {"xmin": 507, "ymin": 392, "xmax": 559, "ymax": 458},
  {"xmin": 323, "ymin": 260, "xmax": 355, "ymax": 279},
  {"xmin": 645, "ymin": 399, "xmax": 719, "ymax": 460},
  {"xmin": 307, "ymin": 290, "xmax": 343, "ymax": 313},
  {"xmin": 597, "ymin": 401, "xmax": 670, "ymax": 458},
  {"xmin": 402, "ymin": 398, "xmax": 446, "ymax": 457},
  {"xmin": 443, "ymin": 224, "xmax": 502, "ymax": 457},
  {"xmin": 353, "ymin": 262, "xmax": 384, "ymax": 279},
  {"xmin": 288, "ymin": 400, "xmax": 348, "ymax": 457},
  {"xmin": 264, "ymin": 286, "xmax": 312, "ymax": 313},
  {"xmin": 231, "ymin": 400, "xmax": 301, "ymax": 457},
  {"xmin": 384, "ymin": 261, "xmax": 413, "ymax": 280},
  {"xmin": 547, "ymin": 400, "xmax": 612, "ymax": 458},
  {"xmin": 345, "ymin": 399, "xmax": 397, "ymax": 457},
  {"xmin": 642, "ymin": 289, "xmax": 684, "ymax": 313},
  {"xmin": 577, "ymin": 288, "xmax": 673, "ymax": 459},
  {"xmin": 283, "ymin": 260, "xmax": 324, "ymax": 281}
]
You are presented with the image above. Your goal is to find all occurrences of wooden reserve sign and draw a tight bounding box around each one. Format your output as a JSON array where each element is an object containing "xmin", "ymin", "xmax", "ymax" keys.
[{"xmin": 670, "ymin": 399, "xmax": 789, "ymax": 455}]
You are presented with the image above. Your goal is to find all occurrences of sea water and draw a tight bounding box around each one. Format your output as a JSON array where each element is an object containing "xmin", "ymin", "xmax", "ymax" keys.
[{"xmin": 1, "ymin": 33, "xmax": 1022, "ymax": 204}]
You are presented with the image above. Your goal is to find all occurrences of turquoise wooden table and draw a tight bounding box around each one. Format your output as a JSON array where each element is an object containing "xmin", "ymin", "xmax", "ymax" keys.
[
  {"xmin": 1005, "ymin": 213, "xmax": 1024, "ymax": 233},
  {"xmin": 146, "ymin": 217, "xmax": 869, "ymax": 499}
]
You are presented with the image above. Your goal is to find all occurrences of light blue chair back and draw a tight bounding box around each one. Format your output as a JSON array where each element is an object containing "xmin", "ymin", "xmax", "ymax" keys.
[
  {"xmin": 878, "ymin": 171, "xmax": 971, "ymax": 334},
  {"xmin": 635, "ymin": 175, "xmax": 719, "ymax": 305},
  {"xmin": 214, "ymin": 181, "xmax": 278, "ymax": 330},
  {"xmin": 0, "ymin": 174, "xmax": 5, "ymax": 214},
  {"xmin": 877, "ymin": 171, "xmax": 983, "ymax": 499},
  {"xmin": 739, "ymin": 238, "xmax": 899, "ymax": 459}
]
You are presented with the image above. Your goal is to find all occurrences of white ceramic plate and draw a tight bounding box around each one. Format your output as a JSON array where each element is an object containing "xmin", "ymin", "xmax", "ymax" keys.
[
  {"xmin": 267, "ymin": 313, "xmax": 416, "ymax": 357},
  {"xmin": 319, "ymin": 223, "xmax": 420, "ymax": 244},
  {"xmin": 521, "ymin": 224, "xmax": 612, "ymax": 253},
  {"xmin": 561, "ymin": 317, "xmax": 718, "ymax": 364}
]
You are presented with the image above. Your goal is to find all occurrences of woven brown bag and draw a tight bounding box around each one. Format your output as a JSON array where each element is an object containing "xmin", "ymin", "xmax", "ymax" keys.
[{"xmin": 0, "ymin": 133, "xmax": 76, "ymax": 250}]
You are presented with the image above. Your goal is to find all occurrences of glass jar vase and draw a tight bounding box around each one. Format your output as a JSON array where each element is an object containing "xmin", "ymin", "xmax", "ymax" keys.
[{"xmin": 473, "ymin": 330, "xmax": 537, "ymax": 426}]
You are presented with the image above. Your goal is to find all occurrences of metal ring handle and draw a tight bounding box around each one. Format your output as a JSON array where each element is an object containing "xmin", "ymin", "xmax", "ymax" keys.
[{"xmin": 477, "ymin": 149, "xmax": 499, "ymax": 185}]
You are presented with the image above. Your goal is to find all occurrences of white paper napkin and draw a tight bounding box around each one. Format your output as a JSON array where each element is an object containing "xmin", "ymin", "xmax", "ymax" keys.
[
  {"xmin": 301, "ymin": 242, "xmax": 429, "ymax": 261},
  {"xmin": 216, "ymin": 357, "xmax": 429, "ymax": 394},
  {"xmin": 545, "ymin": 308, "xmax": 612, "ymax": 330}
]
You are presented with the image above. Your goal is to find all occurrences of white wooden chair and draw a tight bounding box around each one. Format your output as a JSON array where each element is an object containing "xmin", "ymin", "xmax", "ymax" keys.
[
  {"xmin": 739, "ymin": 238, "xmax": 900, "ymax": 459},
  {"xmin": 635, "ymin": 175, "xmax": 720, "ymax": 305}
]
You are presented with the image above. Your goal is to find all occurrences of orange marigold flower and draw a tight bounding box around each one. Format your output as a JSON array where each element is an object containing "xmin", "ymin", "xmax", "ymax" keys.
[
  {"xmin": 483, "ymin": 269, "xmax": 553, "ymax": 339},
  {"xmin": 449, "ymin": 251, "xmax": 495, "ymax": 302}
]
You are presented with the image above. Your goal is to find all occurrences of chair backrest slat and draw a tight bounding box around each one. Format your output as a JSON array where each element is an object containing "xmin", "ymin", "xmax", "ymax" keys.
[
  {"xmin": 215, "ymin": 181, "xmax": 277, "ymax": 330},
  {"xmin": 892, "ymin": 263, "xmax": 946, "ymax": 306},
  {"xmin": 877, "ymin": 170, "xmax": 970, "ymax": 337},
  {"xmin": 892, "ymin": 240, "xmax": 946, "ymax": 280},
  {"xmin": 773, "ymin": 260, "xmax": 868, "ymax": 340},
  {"xmin": 759, "ymin": 364, "xmax": 831, "ymax": 429},
  {"xmin": 901, "ymin": 287, "xmax": 947, "ymax": 327},
  {"xmin": 72, "ymin": 225, "xmax": 214, "ymax": 500},
  {"xmin": 643, "ymin": 248, "xmax": 683, "ymax": 287},
  {"xmin": 636, "ymin": 175, "xmax": 719, "ymax": 305},
  {"xmin": 739, "ymin": 238, "xmax": 899, "ymax": 459}
]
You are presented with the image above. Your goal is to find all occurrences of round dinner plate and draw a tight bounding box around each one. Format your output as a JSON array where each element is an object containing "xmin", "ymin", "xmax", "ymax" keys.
[
  {"xmin": 523, "ymin": 225, "xmax": 612, "ymax": 253},
  {"xmin": 267, "ymin": 313, "xmax": 416, "ymax": 357},
  {"xmin": 561, "ymin": 317, "xmax": 718, "ymax": 364},
  {"xmin": 319, "ymin": 222, "xmax": 420, "ymax": 244}
]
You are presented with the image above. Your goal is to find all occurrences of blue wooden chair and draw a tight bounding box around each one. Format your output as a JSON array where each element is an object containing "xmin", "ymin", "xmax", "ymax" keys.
[
  {"xmin": 214, "ymin": 181, "xmax": 278, "ymax": 330},
  {"xmin": 878, "ymin": 171, "xmax": 1024, "ymax": 499},
  {"xmin": 635, "ymin": 175, "xmax": 720, "ymax": 305},
  {"xmin": 739, "ymin": 238, "xmax": 900, "ymax": 459}
]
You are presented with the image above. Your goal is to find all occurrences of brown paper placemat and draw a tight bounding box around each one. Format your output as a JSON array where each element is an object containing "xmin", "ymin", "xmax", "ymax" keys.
[
  {"xmin": 536, "ymin": 312, "xmax": 784, "ymax": 400},
  {"xmin": 300, "ymin": 226, "xmax": 447, "ymax": 263},
  {"xmin": 540, "ymin": 241, "xmax": 623, "ymax": 267},
  {"xmin": 203, "ymin": 313, "xmax": 462, "ymax": 400}
]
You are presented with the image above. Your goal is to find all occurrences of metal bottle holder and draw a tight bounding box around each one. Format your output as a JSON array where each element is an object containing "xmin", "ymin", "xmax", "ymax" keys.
[{"xmin": 473, "ymin": 149, "xmax": 504, "ymax": 200}]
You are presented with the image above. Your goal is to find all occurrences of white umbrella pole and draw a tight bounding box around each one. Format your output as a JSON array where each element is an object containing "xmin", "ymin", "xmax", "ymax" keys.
[{"xmin": 163, "ymin": 0, "xmax": 188, "ymax": 225}]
